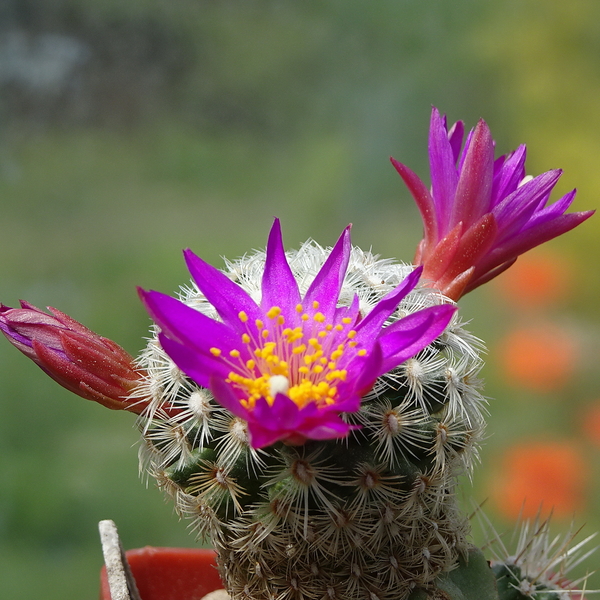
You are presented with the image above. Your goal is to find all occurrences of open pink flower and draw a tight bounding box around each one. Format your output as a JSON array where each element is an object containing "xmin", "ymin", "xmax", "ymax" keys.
[
  {"xmin": 140, "ymin": 219, "xmax": 456, "ymax": 448},
  {"xmin": 0, "ymin": 302, "xmax": 145, "ymax": 412},
  {"xmin": 391, "ymin": 107, "xmax": 594, "ymax": 300}
]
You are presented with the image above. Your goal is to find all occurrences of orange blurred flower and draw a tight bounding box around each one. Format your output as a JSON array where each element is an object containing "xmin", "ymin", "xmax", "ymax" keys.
[
  {"xmin": 492, "ymin": 441, "xmax": 588, "ymax": 520},
  {"xmin": 492, "ymin": 248, "xmax": 572, "ymax": 310},
  {"xmin": 581, "ymin": 401, "xmax": 600, "ymax": 447},
  {"xmin": 497, "ymin": 323, "xmax": 579, "ymax": 393}
]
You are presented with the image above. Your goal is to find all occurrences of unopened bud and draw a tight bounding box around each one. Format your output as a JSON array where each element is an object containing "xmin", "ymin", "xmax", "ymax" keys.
[{"xmin": 0, "ymin": 301, "xmax": 147, "ymax": 412}]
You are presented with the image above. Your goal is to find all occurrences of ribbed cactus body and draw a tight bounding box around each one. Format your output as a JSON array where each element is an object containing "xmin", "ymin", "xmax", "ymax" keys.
[{"xmin": 134, "ymin": 242, "xmax": 487, "ymax": 599}]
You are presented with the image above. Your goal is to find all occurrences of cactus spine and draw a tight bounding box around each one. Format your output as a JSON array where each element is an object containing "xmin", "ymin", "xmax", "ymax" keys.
[{"xmin": 134, "ymin": 241, "xmax": 487, "ymax": 600}]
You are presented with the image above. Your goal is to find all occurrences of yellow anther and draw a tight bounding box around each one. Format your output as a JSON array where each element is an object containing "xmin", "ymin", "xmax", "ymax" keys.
[
  {"xmin": 301, "ymin": 314, "xmax": 309, "ymax": 321},
  {"xmin": 312, "ymin": 301, "xmax": 320, "ymax": 309},
  {"xmin": 347, "ymin": 330, "xmax": 357, "ymax": 339},
  {"xmin": 238, "ymin": 311, "xmax": 248, "ymax": 323},
  {"xmin": 277, "ymin": 316, "xmax": 285, "ymax": 325},
  {"xmin": 342, "ymin": 317, "xmax": 352, "ymax": 324},
  {"xmin": 308, "ymin": 338, "xmax": 320, "ymax": 349},
  {"xmin": 357, "ymin": 349, "xmax": 367, "ymax": 356},
  {"xmin": 331, "ymin": 349, "xmax": 344, "ymax": 360},
  {"xmin": 313, "ymin": 312, "xmax": 326, "ymax": 323},
  {"xmin": 328, "ymin": 362, "xmax": 336, "ymax": 370},
  {"xmin": 210, "ymin": 347, "xmax": 222, "ymax": 357},
  {"xmin": 299, "ymin": 366, "xmax": 309, "ymax": 374},
  {"xmin": 266, "ymin": 306, "xmax": 281, "ymax": 319},
  {"xmin": 349, "ymin": 341, "xmax": 357, "ymax": 347},
  {"xmin": 285, "ymin": 327, "xmax": 303, "ymax": 343},
  {"xmin": 326, "ymin": 324, "xmax": 333, "ymax": 331},
  {"xmin": 296, "ymin": 304, "xmax": 303, "ymax": 313},
  {"xmin": 335, "ymin": 324, "xmax": 343, "ymax": 331},
  {"xmin": 262, "ymin": 329, "xmax": 270, "ymax": 339},
  {"xmin": 242, "ymin": 333, "xmax": 251, "ymax": 344},
  {"xmin": 255, "ymin": 319, "xmax": 264, "ymax": 329},
  {"xmin": 246, "ymin": 359, "xmax": 255, "ymax": 370},
  {"xmin": 292, "ymin": 344, "xmax": 307, "ymax": 354},
  {"xmin": 318, "ymin": 331, "xmax": 328, "ymax": 338},
  {"xmin": 327, "ymin": 370, "xmax": 347, "ymax": 382},
  {"xmin": 313, "ymin": 365, "xmax": 324, "ymax": 374},
  {"xmin": 230, "ymin": 350, "xmax": 241, "ymax": 358},
  {"xmin": 319, "ymin": 357, "xmax": 328, "ymax": 365}
]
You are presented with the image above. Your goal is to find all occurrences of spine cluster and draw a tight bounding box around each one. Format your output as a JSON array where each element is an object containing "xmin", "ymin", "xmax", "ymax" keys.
[{"xmin": 133, "ymin": 242, "xmax": 487, "ymax": 599}]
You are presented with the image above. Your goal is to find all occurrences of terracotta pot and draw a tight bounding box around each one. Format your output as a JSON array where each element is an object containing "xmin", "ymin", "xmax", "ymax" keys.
[{"xmin": 100, "ymin": 547, "xmax": 222, "ymax": 600}]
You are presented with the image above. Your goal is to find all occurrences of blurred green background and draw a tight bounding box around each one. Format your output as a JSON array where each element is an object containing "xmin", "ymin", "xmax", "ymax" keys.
[{"xmin": 1, "ymin": 1, "xmax": 599, "ymax": 598}]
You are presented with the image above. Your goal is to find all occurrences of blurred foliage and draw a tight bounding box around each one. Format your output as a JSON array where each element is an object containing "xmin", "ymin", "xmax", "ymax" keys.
[{"xmin": 0, "ymin": 1, "xmax": 599, "ymax": 598}]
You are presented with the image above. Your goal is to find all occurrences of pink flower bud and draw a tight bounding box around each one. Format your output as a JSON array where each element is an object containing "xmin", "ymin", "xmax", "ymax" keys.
[{"xmin": 0, "ymin": 301, "xmax": 147, "ymax": 413}]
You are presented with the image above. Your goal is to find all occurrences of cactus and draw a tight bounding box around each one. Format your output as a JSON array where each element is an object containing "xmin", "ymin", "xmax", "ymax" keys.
[
  {"xmin": 134, "ymin": 240, "xmax": 486, "ymax": 599},
  {"xmin": 482, "ymin": 513, "xmax": 597, "ymax": 600},
  {"xmin": 0, "ymin": 107, "xmax": 595, "ymax": 599}
]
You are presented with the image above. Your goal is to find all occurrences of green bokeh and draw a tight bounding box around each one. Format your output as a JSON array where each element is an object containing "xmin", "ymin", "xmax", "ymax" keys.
[{"xmin": 1, "ymin": 1, "xmax": 599, "ymax": 598}]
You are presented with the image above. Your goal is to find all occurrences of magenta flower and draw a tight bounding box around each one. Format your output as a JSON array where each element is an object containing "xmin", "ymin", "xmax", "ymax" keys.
[
  {"xmin": 391, "ymin": 107, "xmax": 594, "ymax": 300},
  {"xmin": 140, "ymin": 219, "xmax": 456, "ymax": 448},
  {"xmin": 0, "ymin": 301, "xmax": 146, "ymax": 412}
]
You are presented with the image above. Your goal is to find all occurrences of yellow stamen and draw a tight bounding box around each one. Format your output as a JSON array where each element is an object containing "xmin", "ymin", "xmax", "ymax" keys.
[
  {"xmin": 266, "ymin": 306, "xmax": 281, "ymax": 319},
  {"xmin": 220, "ymin": 298, "xmax": 365, "ymax": 413}
]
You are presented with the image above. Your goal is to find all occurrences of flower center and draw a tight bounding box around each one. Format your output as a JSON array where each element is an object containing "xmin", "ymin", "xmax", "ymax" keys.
[{"xmin": 209, "ymin": 303, "xmax": 365, "ymax": 411}]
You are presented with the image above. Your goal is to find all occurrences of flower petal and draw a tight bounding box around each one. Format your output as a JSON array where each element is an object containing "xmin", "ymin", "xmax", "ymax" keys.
[
  {"xmin": 451, "ymin": 119, "xmax": 495, "ymax": 228},
  {"xmin": 491, "ymin": 144, "xmax": 527, "ymax": 205},
  {"xmin": 354, "ymin": 267, "xmax": 422, "ymax": 341},
  {"xmin": 261, "ymin": 218, "xmax": 301, "ymax": 312},
  {"xmin": 429, "ymin": 107, "xmax": 459, "ymax": 230},
  {"xmin": 492, "ymin": 170, "xmax": 562, "ymax": 241},
  {"xmin": 378, "ymin": 304, "xmax": 456, "ymax": 372},
  {"xmin": 303, "ymin": 225, "xmax": 351, "ymax": 318},
  {"xmin": 139, "ymin": 289, "xmax": 239, "ymax": 353},
  {"xmin": 391, "ymin": 158, "xmax": 438, "ymax": 248},
  {"xmin": 160, "ymin": 333, "xmax": 229, "ymax": 390},
  {"xmin": 184, "ymin": 249, "xmax": 262, "ymax": 330}
]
